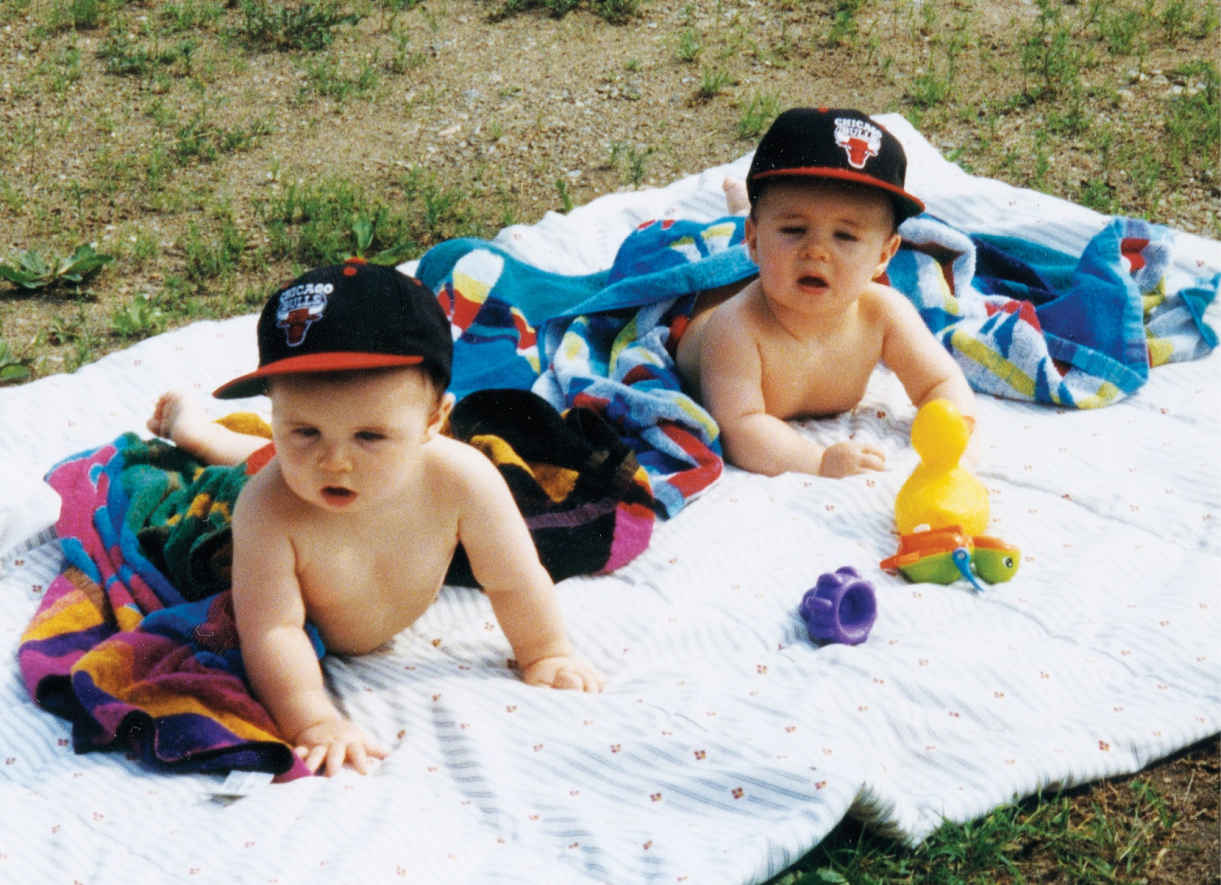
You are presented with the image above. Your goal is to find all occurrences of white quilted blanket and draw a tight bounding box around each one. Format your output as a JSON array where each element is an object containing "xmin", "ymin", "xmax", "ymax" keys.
[{"xmin": 1, "ymin": 116, "xmax": 1218, "ymax": 884}]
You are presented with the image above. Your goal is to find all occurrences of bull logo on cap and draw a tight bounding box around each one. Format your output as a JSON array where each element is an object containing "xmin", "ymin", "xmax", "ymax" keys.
[
  {"xmin": 833, "ymin": 117, "xmax": 882, "ymax": 170},
  {"xmin": 276, "ymin": 282, "xmax": 333, "ymax": 347}
]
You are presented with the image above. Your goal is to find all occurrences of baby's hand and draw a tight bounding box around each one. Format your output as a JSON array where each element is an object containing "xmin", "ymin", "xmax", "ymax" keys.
[
  {"xmin": 521, "ymin": 656, "xmax": 605, "ymax": 693},
  {"xmin": 292, "ymin": 717, "xmax": 388, "ymax": 777},
  {"xmin": 819, "ymin": 441, "xmax": 886, "ymax": 478}
]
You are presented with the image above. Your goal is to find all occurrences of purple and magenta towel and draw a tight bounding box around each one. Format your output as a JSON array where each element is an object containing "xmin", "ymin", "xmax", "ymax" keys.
[{"xmin": 17, "ymin": 435, "xmax": 312, "ymax": 779}]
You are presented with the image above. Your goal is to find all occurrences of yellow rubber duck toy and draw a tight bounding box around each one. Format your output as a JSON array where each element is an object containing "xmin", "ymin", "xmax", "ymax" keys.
[{"xmin": 894, "ymin": 399, "xmax": 988, "ymax": 537}]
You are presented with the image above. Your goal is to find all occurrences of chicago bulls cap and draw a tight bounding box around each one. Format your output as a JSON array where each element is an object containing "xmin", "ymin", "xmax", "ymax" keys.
[
  {"xmin": 746, "ymin": 107, "xmax": 924, "ymax": 223},
  {"xmin": 213, "ymin": 259, "xmax": 452, "ymax": 399}
]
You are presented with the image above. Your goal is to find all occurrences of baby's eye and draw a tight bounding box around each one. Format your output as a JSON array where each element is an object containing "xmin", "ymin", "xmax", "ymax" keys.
[
  {"xmin": 355, "ymin": 431, "xmax": 386, "ymax": 442},
  {"xmin": 780, "ymin": 226, "xmax": 806, "ymax": 236},
  {"xmin": 293, "ymin": 427, "xmax": 319, "ymax": 439},
  {"xmin": 834, "ymin": 231, "xmax": 858, "ymax": 242}
]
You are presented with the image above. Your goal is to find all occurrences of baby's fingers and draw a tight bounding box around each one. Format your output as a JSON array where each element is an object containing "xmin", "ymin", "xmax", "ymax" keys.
[
  {"xmin": 297, "ymin": 742, "xmax": 328, "ymax": 774},
  {"xmin": 859, "ymin": 446, "xmax": 887, "ymax": 471},
  {"xmin": 556, "ymin": 665, "xmax": 605, "ymax": 693}
]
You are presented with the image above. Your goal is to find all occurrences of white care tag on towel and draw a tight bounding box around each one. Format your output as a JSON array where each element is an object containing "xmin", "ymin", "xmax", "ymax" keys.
[{"xmin": 212, "ymin": 768, "xmax": 276, "ymax": 798}]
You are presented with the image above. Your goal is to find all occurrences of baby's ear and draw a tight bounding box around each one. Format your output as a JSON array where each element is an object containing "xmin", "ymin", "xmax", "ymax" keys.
[
  {"xmin": 874, "ymin": 232, "xmax": 903, "ymax": 279},
  {"xmin": 744, "ymin": 214, "xmax": 759, "ymax": 262},
  {"xmin": 428, "ymin": 392, "xmax": 456, "ymax": 440}
]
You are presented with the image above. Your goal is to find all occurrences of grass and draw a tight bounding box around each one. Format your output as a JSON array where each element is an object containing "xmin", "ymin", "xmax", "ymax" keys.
[{"xmin": 768, "ymin": 742, "xmax": 1219, "ymax": 884}]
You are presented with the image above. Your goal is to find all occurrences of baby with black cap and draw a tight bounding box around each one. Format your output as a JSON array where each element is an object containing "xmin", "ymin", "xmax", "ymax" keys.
[
  {"xmin": 674, "ymin": 107, "xmax": 976, "ymax": 478},
  {"xmin": 148, "ymin": 259, "xmax": 602, "ymax": 777}
]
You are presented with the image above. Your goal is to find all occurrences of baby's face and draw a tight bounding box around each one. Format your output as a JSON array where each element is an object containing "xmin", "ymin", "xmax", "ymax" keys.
[
  {"xmin": 268, "ymin": 368, "xmax": 449, "ymax": 513},
  {"xmin": 747, "ymin": 180, "xmax": 901, "ymax": 321}
]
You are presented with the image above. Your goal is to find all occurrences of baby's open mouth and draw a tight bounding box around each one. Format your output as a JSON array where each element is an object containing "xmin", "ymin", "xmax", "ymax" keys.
[
  {"xmin": 321, "ymin": 486, "xmax": 356, "ymax": 505},
  {"xmin": 799, "ymin": 274, "xmax": 827, "ymax": 289}
]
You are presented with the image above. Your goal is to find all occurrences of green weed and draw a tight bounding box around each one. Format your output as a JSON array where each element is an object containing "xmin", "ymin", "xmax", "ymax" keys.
[
  {"xmin": 120, "ymin": 229, "xmax": 161, "ymax": 267},
  {"xmin": 737, "ymin": 92, "xmax": 780, "ymax": 139},
  {"xmin": 257, "ymin": 171, "xmax": 484, "ymax": 268},
  {"xmin": 827, "ymin": 0, "xmax": 862, "ymax": 46},
  {"xmin": 0, "ymin": 244, "xmax": 114, "ymax": 291},
  {"xmin": 697, "ymin": 67, "xmax": 732, "ymax": 100},
  {"xmin": 43, "ymin": 44, "xmax": 84, "ymax": 96},
  {"xmin": 908, "ymin": 21, "xmax": 968, "ymax": 109},
  {"xmin": 491, "ymin": 0, "xmax": 577, "ymax": 20},
  {"xmin": 109, "ymin": 295, "xmax": 167, "ymax": 340},
  {"xmin": 45, "ymin": 0, "xmax": 112, "ymax": 32},
  {"xmin": 386, "ymin": 31, "xmax": 425, "ymax": 74},
  {"xmin": 160, "ymin": 0, "xmax": 226, "ymax": 33},
  {"xmin": 300, "ymin": 54, "xmax": 380, "ymax": 102},
  {"xmin": 1020, "ymin": 0, "xmax": 1081, "ymax": 99},
  {"xmin": 97, "ymin": 34, "xmax": 197, "ymax": 78},
  {"xmin": 675, "ymin": 28, "xmax": 702, "ymax": 63},
  {"xmin": 592, "ymin": 0, "xmax": 639, "ymax": 23},
  {"xmin": 554, "ymin": 178, "xmax": 574, "ymax": 213},
  {"xmin": 235, "ymin": 0, "xmax": 362, "ymax": 52},
  {"xmin": 489, "ymin": 0, "xmax": 639, "ymax": 24},
  {"xmin": 1165, "ymin": 60, "xmax": 1220, "ymax": 159},
  {"xmin": 173, "ymin": 114, "xmax": 273, "ymax": 164},
  {"xmin": 41, "ymin": 310, "xmax": 101, "ymax": 371},
  {"xmin": 0, "ymin": 337, "xmax": 31, "ymax": 384},
  {"xmin": 609, "ymin": 142, "xmax": 653, "ymax": 187},
  {"xmin": 180, "ymin": 216, "xmax": 248, "ymax": 282}
]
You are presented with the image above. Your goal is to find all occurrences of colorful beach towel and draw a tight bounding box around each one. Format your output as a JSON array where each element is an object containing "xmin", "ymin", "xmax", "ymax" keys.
[
  {"xmin": 419, "ymin": 216, "xmax": 756, "ymax": 517},
  {"xmin": 17, "ymin": 435, "xmax": 309, "ymax": 778},
  {"xmin": 419, "ymin": 212, "xmax": 1217, "ymax": 514},
  {"xmin": 888, "ymin": 215, "xmax": 1219, "ymax": 408},
  {"xmin": 18, "ymin": 396, "xmax": 655, "ymax": 777}
]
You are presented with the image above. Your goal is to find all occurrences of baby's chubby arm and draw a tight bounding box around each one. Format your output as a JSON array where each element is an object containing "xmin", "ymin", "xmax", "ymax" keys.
[
  {"xmin": 230, "ymin": 474, "xmax": 387, "ymax": 776},
  {"xmin": 699, "ymin": 306, "xmax": 884, "ymax": 478},
  {"xmin": 876, "ymin": 288, "xmax": 977, "ymax": 426},
  {"xmin": 451, "ymin": 444, "xmax": 604, "ymax": 692}
]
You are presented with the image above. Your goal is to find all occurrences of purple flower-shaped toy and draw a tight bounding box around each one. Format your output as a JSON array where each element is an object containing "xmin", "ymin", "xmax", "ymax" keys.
[{"xmin": 799, "ymin": 566, "xmax": 877, "ymax": 646}]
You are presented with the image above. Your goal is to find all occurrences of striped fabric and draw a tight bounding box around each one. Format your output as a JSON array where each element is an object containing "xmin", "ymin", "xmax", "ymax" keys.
[{"xmin": 0, "ymin": 116, "xmax": 1218, "ymax": 884}]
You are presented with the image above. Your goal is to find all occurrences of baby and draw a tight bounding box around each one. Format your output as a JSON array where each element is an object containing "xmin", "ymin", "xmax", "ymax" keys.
[
  {"xmin": 675, "ymin": 107, "xmax": 976, "ymax": 478},
  {"xmin": 149, "ymin": 260, "xmax": 602, "ymax": 776}
]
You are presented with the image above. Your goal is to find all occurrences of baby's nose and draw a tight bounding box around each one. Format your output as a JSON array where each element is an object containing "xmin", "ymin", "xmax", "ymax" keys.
[
  {"xmin": 318, "ymin": 442, "xmax": 352, "ymax": 471},
  {"xmin": 801, "ymin": 236, "xmax": 829, "ymax": 259}
]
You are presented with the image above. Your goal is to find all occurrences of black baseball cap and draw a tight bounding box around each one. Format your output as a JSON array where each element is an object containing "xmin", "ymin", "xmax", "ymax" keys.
[
  {"xmin": 213, "ymin": 259, "xmax": 453, "ymax": 399},
  {"xmin": 746, "ymin": 107, "xmax": 924, "ymax": 223}
]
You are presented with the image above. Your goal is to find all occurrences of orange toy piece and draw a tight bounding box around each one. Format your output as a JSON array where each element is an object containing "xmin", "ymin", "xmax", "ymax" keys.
[{"xmin": 894, "ymin": 399, "xmax": 989, "ymax": 537}]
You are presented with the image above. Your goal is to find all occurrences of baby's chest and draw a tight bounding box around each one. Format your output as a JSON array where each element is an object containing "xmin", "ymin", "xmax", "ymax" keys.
[
  {"xmin": 299, "ymin": 524, "xmax": 455, "ymax": 610},
  {"xmin": 761, "ymin": 337, "xmax": 879, "ymax": 417}
]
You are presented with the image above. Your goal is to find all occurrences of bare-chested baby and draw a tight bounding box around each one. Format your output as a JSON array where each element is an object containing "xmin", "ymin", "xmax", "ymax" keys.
[
  {"xmin": 148, "ymin": 260, "xmax": 602, "ymax": 777},
  {"xmin": 674, "ymin": 107, "xmax": 976, "ymax": 478}
]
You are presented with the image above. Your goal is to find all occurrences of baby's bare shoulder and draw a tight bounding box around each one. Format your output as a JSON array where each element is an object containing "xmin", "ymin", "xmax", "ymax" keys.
[
  {"xmin": 861, "ymin": 282, "xmax": 924, "ymax": 327},
  {"xmin": 232, "ymin": 463, "xmax": 306, "ymax": 538},
  {"xmin": 706, "ymin": 285, "xmax": 768, "ymax": 341},
  {"xmin": 427, "ymin": 435, "xmax": 505, "ymax": 499}
]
